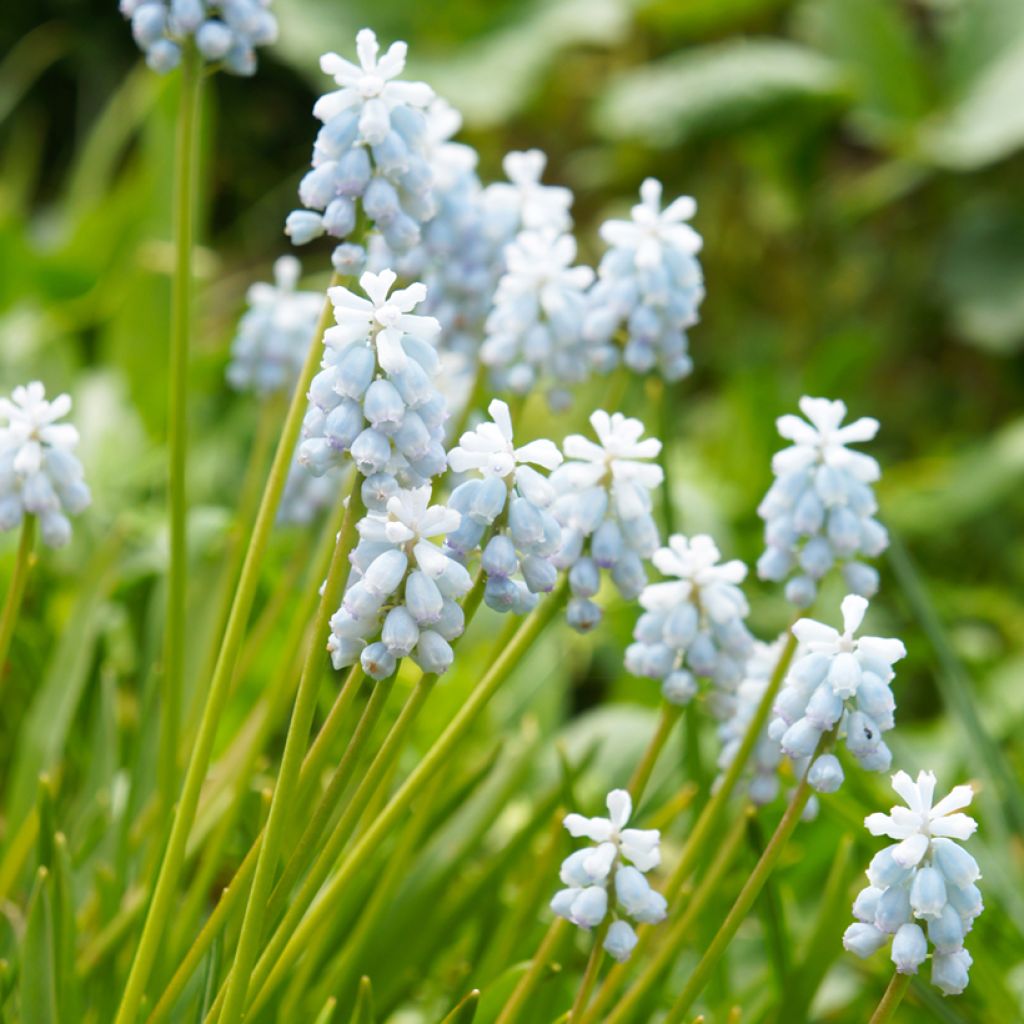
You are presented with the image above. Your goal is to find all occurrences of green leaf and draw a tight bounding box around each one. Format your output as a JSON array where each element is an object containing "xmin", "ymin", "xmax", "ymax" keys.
[
  {"xmin": 594, "ymin": 39, "xmax": 846, "ymax": 146},
  {"xmin": 20, "ymin": 868, "xmax": 58, "ymax": 1024},
  {"xmin": 49, "ymin": 834, "xmax": 77, "ymax": 1022},
  {"xmin": 348, "ymin": 976, "xmax": 374, "ymax": 1024},
  {"xmin": 312, "ymin": 996, "xmax": 337, "ymax": 1024},
  {"xmin": 440, "ymin": 989, "xmax": 480, "ymax": 1024}
]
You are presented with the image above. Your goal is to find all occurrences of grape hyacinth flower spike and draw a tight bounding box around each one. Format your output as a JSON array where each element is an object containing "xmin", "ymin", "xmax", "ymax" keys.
[
  {"xmin": 550, "ymin": 410, "xmax": 663, "ymax": 632},
  {"xmin": 626, "ymin": 534, "xmax": 754, "ymax": 710},
  {"xmin": 0, "ymin": 382, "xmax": 91, "ymax": 548},
  {"xmin": 285, "ymin": 28, "xmax": 437, "ymax": 267},
  {"xmin": 328, "ymin": 486, "xmax": 472, "ymax": 678},
  {"xmin": 482, "ymin": 149, "xmax": 573, "ymax": 239},
  {"xmin": 299, "ymin": 269, "xmax": 449, "ymax": 506},
  {"xmin": 758, "ymin": 396, "xmax": 888, "ymax": 607},
  {"xmin": 844, "ymin": 771, "xmax": 982, "ymax": 995},
  {"xmin": 446, "ymin": 399, "xmax": 563, "ymax": 614},
  {"xmin": 769, "ymin": 594, "xmax": 906, "ymax": 791},
  {"xmin": 121, "ymin": 0, "xmax": 278, "ymax": 75},
  {"xmin": 551, "ymin": 789, "xmax": 667, "ymax": 961},
  {"xmin": 584, "ymin": 177, "xmax": 705, "ymax": 380}
]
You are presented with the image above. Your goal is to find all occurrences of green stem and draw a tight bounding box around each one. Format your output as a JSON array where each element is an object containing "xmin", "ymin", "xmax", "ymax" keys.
[
  {"xmin": 868, "ymin": 972, "xmax": 911, "ymax": 1024},
  {"xmin": 494, "ymin": 919, "xmax": 571, "ymax": 1024},
  {"xmin": 627, "ymin": 703, "xmax": 682, "ymax": 807},
  {"xmin": 662, "ymin": 771, "xmax": 815, "ymax": 1023},
  {"xmin": 159, "ymin": 42, "xmax": 202, "ymax": 823},
  {"xmin": 569, "ymin": 919, "xmax": 610, "ymax": 1021},
  {"xmin": 0, "ymin": 514, "xmax": 37, "ymax": 686},
  {"xmin": 242, "ymin": 581, "xmax": 570, "ymax": 1017},
  {"xmin": 213, "ymin": 476, "xmax": 364, "ymax": 1024},
  {"xmin": 114, "ymin": 271, "xmax": 343, "ymax": 1024}
]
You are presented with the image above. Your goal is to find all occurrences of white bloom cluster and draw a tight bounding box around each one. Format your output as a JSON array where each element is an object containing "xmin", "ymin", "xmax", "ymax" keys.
[
  {"xmin": 626, "ymin": 534, "xmax": 754, "ymax": 709},
  {"xmin": 286, "ymin": 30, "xmax": 437, "ymax": 266},
  {"xmin": 584, "ymin": 178, "xmax": 704, "ymax": 380},
  {"xmin": 758, "ymin": 397, "xmax": 888, "ymax": 607},
  {"xmin": 481, "ymin": 230, "xmax": 596, "ymax": 409},
  {"xmin": 445, "ymin": 400, "xmax": 563, "ymax": 614},
  {"xmin": 768, "ymin": 595, "xmax": 905, "ymax": 789},
  {"xmin": 298, "ymin": 270, "xmax": 449, "ymax": 507},
  {"xmin": 551, "ymin": 789, "xmax": 667, "ymax": 962},
  {"xmin": 120, "ymin": 0, "xmax": 276, "ymax": 75},
  {"xmin": 328, "ymin": 487, "xmax": 472, "ymax": 678},
  {"xmin": 550, "ymin": 411, "xmax": 662, "ymax": 633},
  {"xmin": 0, "ymin": 383, "xmax": 90, "ymax": 548},
  {"xmin": 844, "ymin": 771, "xmax": 982, "ymax": 995}
]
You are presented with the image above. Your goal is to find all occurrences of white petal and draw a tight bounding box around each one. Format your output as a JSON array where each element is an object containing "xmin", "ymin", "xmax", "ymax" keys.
[
  {"xmin": 488, "ymin": 399, "xmax": 513, "ymax": 441},
  {"xmin": 929, "ymin": 813, "xmax": 978, "ymax": 841},
  {"xmin": 841, "ymin": 594, "xmax": 869, "ymax": 635},
  {"xmin": 376, "ymin": 328, "xmax": 408, "ymax": 374},
  {"xmin": 515, "ymin": 439, "xmax": 562, "ymax": 470},
  {"xmin": 891, "ymin": 832, "xmax": 929, "ymax": 868},
  {"xmin": 563, "ymin": 813, "xmax": 614, "ymax": 843},
  {"xmin": 929, "ymin": 784, "xmax": 974, "ymax": 819},
  {"xmin": 606, "ymin": 789, "xmax": 632, "ymax": 829}
]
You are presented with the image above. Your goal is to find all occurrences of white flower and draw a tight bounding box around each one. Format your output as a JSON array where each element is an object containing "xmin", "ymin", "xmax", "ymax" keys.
[
  {"xmin": 500, "ymin": 230, "xmax": 594, "ymax": 299},
  {"xmin": 485, "ymin": 149, "xmax": 572, "ymax": 233},
  {"xmin": 600, "ymin": 177, "xmax": 702, "ymax": 269},
  {"xmin": 0, "ymin": 382, "xmax": 78, "ymax": 475},
  {"xmin": 773, "ymin": 397, "xmax": 880, "ymax": 482},
  {"xmin": 563, "ymin": 788, "xmax": 660, "ymax": 873},
  {"xmin": 641, "ymin": 534, "xmax": 748, "ymax": 615},
  {"xmin": 561, "ymin": 410, "xmax": 663, "ymax": 517},
  {"xmin": 326, "ymin": 269, "xmax": 441, "ymax": 375},
  {"xmin": 865, "ymin": 771, "xmax": 977, "ymax": 868},
  {"xmin": 357, "ymin": 486, "xmax": 461, "ymax": 576},
  {"xmin": 315, "ymin": 28, "xmax": 434, "ymax": 130},
  {"xmin": 448, "ymin": 399, "xmax": 562, "ymax": 480}
]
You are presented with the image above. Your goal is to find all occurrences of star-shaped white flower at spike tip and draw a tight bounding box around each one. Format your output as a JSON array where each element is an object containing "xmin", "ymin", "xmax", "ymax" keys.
[
  {"xmin": 773, "ymin": 396, "xmax": 881, "ymax": 482},
  {"xmin": 315, "ymin": 28, "xmax": 433, "ymax": 124},
  {"xmin": 0, "ymin": 382, "xmax": 79, "ymax": 475},
  {"xmin": 865, "ymin": 770, "xmax": 977, "ymax": 868},
  {"xmin": 502, "ymin": 230, "xmax": 594, "ymax": 297},
  {"xmin": 601, "ymin": 177, "xmax": 703, "ymax": 268},
  {"xmin": 447, "ymin": 399, "xmax": 563, "ymax": 480},
  {"xmin": 485, "ymin": 149, "xmax": 573, "ymax": 233},
  {"xmin": 326, "ymin": 269, "xmax": 441, "ymax": 374},
  {"xmin": 794, "ymin": 594, "xmax": 905, "ymax": 664},
  {"xmin": 641, "ymin": 533, "xmax": 749, "ymax": 617},
  {"xmin": 563, "ymin": 788, "xmax": 661, "ymax": 875}
]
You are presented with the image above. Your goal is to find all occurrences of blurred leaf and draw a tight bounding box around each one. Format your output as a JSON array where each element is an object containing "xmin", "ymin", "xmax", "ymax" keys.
[
  {"xmin": 594, "ymin": 38, "xmax": 846, "ymax": 145},
  {"xmin": 641, "ymin": 0, "xmax": 790, "ymax": 36},
  {"xmin": 441, "ymin": 989, "xmax": 480, "ymax": 1024},
  {"xmin": 20, "ymin": 868, "xmax": 57, "ymax": 1024},
  {"xmin": 348, "ymin": 976, "xmax": 374, "ymax": 1024}
]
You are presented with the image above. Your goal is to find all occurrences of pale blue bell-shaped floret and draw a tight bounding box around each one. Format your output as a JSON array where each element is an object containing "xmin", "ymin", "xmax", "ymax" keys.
[
  {"xmin": 807, "ymin": 753, "xmax": 844, "ymax": 793},
  {"xmin": 584, "ymin": 178, "xmax": 704, "ymax": 381},
  {"xmin": 628, "ymin": 533, "xmax": 754, "ymax": 709},
  {"xmin": 0, "ymin": 382, "xmax": 91, "ymax": 548},
  {"xmin": 758, "ymin": 397, "xmax": 888, "ymax": 608},
  {"xmin": 551, "ymin": 410, "xmax": 663, "ymax": 633},
  {"xmin": 845, "ymin": 770, "xmax": 982, "ymax": 995},
  {"xmin": 603, "ymin": 920, "xmax": 638, "ymax": 963}
]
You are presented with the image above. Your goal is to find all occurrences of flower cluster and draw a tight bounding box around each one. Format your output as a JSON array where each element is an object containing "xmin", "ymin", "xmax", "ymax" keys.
[
  {"xmin": 757, "ymin": 397, "xmax": 888, "ymax": 607},
  {"xmin": 481, "ymin": 230, "xmax": 596, "ymax": 409},
  {"xmin": 445, "ymin": 400, "xmax": 563, "ymax": 614},
  {"xmin": 584, "ymin": 178, "xmax": 704, "ymax": 381},
  {"xmin": 328, "ymin": 488, "xmax": 472, "ymax": 678},
  {"xmin": 0, "ymin": 383, "xmax": 91, "ymax": 548},
  {"xmin": 298, "ymin": 270, "xmax": 448, "ymax": 506},
  {"xmin": 551, "ymin": 789, "xmax": 667, "ymax": 962},
  {"xmin": 844, "ymin": 771, "xmax": 982, "ymax": 995},
  {"xmin": 285, "ymin": 30, "xmax": 437, "ymax": 267},
  {"xmin": 226, "ymin": 256, "xmax": 323, "ymax": 396},
  {"xmin": 626, "ymin": 534, "xmax": 754, "ymax": 709},
  {"xmin": 550, "ymin": 411, "xmax": 662, "ymax": 633},
  {"xmin": 768, "ymin": 595, "xmax": 905, "ymax": 790},
  {"xmin": 120, "ymin": 0, "xmax": 277, "ymax": 75}
]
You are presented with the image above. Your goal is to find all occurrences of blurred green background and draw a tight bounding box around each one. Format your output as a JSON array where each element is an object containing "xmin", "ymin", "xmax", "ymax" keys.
[{"xmin": 2, "ymin": 0, "xmax": 1023, "ymax": 1020}]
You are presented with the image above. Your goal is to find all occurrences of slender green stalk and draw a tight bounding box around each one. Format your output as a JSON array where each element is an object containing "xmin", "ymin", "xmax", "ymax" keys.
[
  {"xmin": 494, "ymin": 919, "xmax": 571, "ymax": 1024},
  {"xmin": 662, "ymin": 772, "xmax": 815, "ymax": 1023},
  {"xmin": 591, "ymin": 809, "xmax": 750, "ymax": 1024},
  {"xmin": 868, "ymin": 972, "xmax": 911, "ymax": 1024},
  {"xmin": 114, "ymin": 271, "xmax": 342, "ymax": 1024},
  {"xmin": 241, "ymin": 581, "xmax": 570, "ymax": 1017},
  {"xmin": 159, "ymin": 42, "xmax": 203, "ymax": 822},
  {"xmin": 216, "ymin": 477, "xmax": 364, "ymax": 1024},
  {"xmin": 627, "ymin": 703, "xmax": 682, "ymax": 807},
  {"xmin": 569, "ymin": 919, "xmax": 610, "ymax": 1020},
  {"xmin": 0, "ymin": 514, "xmax": 37, "ymax": 687}
]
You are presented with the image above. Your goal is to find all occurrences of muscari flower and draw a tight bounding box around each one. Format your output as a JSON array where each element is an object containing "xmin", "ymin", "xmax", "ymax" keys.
[
  {"xmin": 584, "ymin": 178, "xmax": 704, "ymax": 381},
  {"xmin": 482, "ymin": 149, "xmax": 573, "ymax": 240},
  {"xmin": 120, "ymin": 0, "xmax": 277, "ymax": 75},
  {"xmin": 445, "ymin": 399, "xmax": 563, "ymax": 614},
  {"xmin": 285, "ymin": 29, "xmax": 437, "ymax": 266},
  {"xmin": 626, "ymin": 533, "xmax": 754, "ymax": 710},
  {"xmin": 0, "ymin": 382, "xmax": 91, "ymax": 548},
  {"xmin": 550, "ymin": 411, "xmax": 662, "ymax": 633},
  {"xmin": 328, "ymin": 486, "xmax": 472, "ymax": 678},
  {"xmin": 551, "ymin": 789, "xmax": 667, "ymax": 961},
  {"xmin": 481, "ymin": 230, "xmax": 596, "ymax": 409},
  {"xmin": 758, "ymin": 397, "xmax": 888, "ymax": 607},
  {"xmin": 768, "ymin": 594, "xmax": 905, "ymax": 789},
  {"xmin": 844, "ymin": 771, "xmax": 982, "ymax": 996},
  {"xmin": 298, "ymin": 269, "xmax": 449, "ymax": 507}
]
